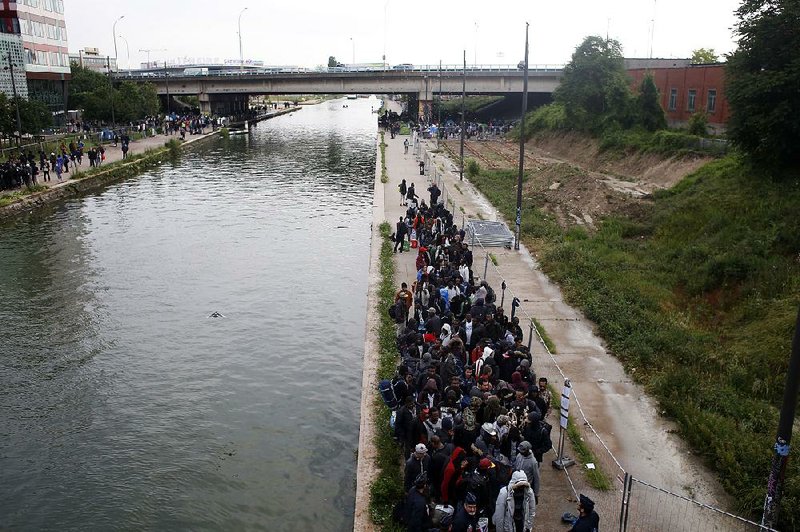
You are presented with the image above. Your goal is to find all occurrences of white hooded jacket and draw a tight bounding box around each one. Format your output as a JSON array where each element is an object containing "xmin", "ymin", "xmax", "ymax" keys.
[{"xmin": 493, "ymin": 470, "xmax": 536, "ymax": 532}]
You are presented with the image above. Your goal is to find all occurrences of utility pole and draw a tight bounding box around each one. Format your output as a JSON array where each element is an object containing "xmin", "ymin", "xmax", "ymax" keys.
[
  {"xmin": 459, "ymin": 50, "xmax": 466, "ymax": 181},
  {"xmin": 238, "ymin": 7, "xmax": 248, "ymax": 72},
  {"xmin": 164, "ymin": 61, "xmax": 171, "ymax": 114},
  {"xmin": 139, "ymin": 48, "xmax": 166, "ymax": 69},
  {"xmin": 761, "ymin": 305, "xmax": 800, "ymax": 528},
  {"xmin": 514, "ymin": 23, "xmax": 529, "ymax": 251},
  {"xmin": 437, "ymin": 59, "xmax": 442, "ymax": 150},
  {"xmin": 107, "ymin": 56, "xmax": 116, "ymax": 128},
  {"xmin": 5, "ymin": 54, "xmax": 22, "ymax": 145}
]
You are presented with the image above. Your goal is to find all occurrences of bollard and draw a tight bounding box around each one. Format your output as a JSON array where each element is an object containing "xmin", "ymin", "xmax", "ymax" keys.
[
  {"xmin": 500, "ymin": 281, "xmax": 506, "ymax": 309},
  {"xmin": 483, "ymin": 252, "xmax": 489, "ymax": 281}
]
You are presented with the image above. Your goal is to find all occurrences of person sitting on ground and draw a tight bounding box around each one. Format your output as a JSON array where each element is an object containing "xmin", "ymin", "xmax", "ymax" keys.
[{"xmin": 569, "ymin": 494, "xmax": 600, "ymax": 532}]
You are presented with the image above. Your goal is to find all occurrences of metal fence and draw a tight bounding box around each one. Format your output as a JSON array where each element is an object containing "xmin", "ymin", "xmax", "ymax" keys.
[{"xmin": 416, "ymin": 141, "xmax": 776, "ymax": 532}]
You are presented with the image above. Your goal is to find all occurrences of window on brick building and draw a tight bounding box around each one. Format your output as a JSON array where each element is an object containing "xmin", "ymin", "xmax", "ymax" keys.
[
  {"xmin": 687, "ymin": 89, "xmax": 697, "ymax": 112},
  {"xmin": 707, "ymin": 89, "xmax": 717, "ymax": 113},
  {"xmin": 668, "ymin": 88, "xmax": 677, "ymax": 111}
]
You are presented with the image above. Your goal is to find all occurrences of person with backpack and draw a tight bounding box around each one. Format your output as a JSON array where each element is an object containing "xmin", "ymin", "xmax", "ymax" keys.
[
  {"xmin": 404, "ymin": 443, "xmax": 431, "ymax": 493},
  {"xmin": 399, "ymin": 178, "xmax": 408, "ymax": 206},
  {"xmin": 512, "ymin": 441, "xmax": 540, "ymax": 503},
  {"xmin": 394, "ymin": 216, "xmax": 408, "ymax": 253},
  {"xmin": 521, "ymin": 411, "xmax": 552, "ymax": 466}
]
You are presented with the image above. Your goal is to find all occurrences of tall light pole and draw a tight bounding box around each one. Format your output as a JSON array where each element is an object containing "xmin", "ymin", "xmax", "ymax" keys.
[
  {"xmin": 238, "ymin": 7, "xmax": 248, "ymax": 72},
  {"xmin": 112, "ymin": 15, "xmax": 125, "ymax": 72},
  {"xmin": 383, "ymin": 0, "xmax": 389, "ymax": 69},
  {"xmin": 437, "ymin": 59, "xmax": 442, "ymax": 150},
  {"xmin": 474, "ymin": 22, "xmax": 479, "ymax": 66},
  {"xmin": 514, "ymin": 22, "xmax": 530, "ymax": 251},
  {"xmin": 459, "ymin": 50, "xmax": 466, "ymax": 181},
  {"xmin": 5, "ymin": 54, "xmax": 23, "ymax": 145},
  {"xmin": 118, "ymin": 34, "xmax": 130, "ymax": 75},
  {"xmin": 350, "ymin": 37, "xmax": 355, "ymax": 65},
  {"xmin": 139, "ymin": 48, "xmax": 165, "ymax": 69},
  {"xmin": 106, "ymin": 56, "xmax": 116, "ymax": 128}
]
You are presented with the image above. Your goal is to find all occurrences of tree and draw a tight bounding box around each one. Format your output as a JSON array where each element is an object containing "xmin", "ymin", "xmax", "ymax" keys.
[
  {"xmin": 328, "ymin": 56, "xmax": 338, "ymax": 68},
  {"xmin": 16, "ymin": 97, "xmax": 52, "ymax": 134},
  {"xmin": 726, "ymin": 0, "xmax": 800, "ymax": 169},
  {"xmin": 554, "ymin": 36, "xmax": 635, "ymax": 132},
  {"xmin": 691, "ymin": 48, "xmax": 719, "ymax": 64},
  {"xmin": 636, "ymin": 74, "xmax": 667, "ymax": 132}
]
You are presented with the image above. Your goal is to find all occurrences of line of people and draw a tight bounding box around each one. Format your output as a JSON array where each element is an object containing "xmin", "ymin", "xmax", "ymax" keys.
[{"xmin": 381, "ymin": 176, "xmax": 600, "ymax": 532}]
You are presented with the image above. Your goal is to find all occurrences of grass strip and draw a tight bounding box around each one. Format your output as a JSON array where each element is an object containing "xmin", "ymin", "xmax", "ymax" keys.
[
  {"xmin": 532, "ymin": 318, "xmax": 556, "ymax": 354},
  {"xmin": 380, "ymin": 132, "xmax": 389, "ymax": 184},
  {"xmin": 489, "ymin": 253, "xmax": 499, "ymax": 266},
  {"xmin": 547, "ymin": 384, "xmax": 613, "ymax": 492},
  {"xmin": 368, "ymin": 222, "xmax": 404, "ymax": 531}
]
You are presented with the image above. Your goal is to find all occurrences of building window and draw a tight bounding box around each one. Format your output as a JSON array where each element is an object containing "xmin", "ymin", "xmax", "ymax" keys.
[
  {"xmin": 668, "ymin": 88, "xmax": 677, "ymax": 111},
  {"xmin": 707, "ymin": 89, "xmax": 717, "ymax": 113},
  {"xmin": 687, "ymin": 89, "xmax": 697, "ymax": 112}
]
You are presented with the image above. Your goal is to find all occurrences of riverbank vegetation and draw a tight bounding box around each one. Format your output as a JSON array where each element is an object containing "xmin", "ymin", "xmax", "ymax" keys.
[
  {"xmin": 462, "ymin": 10, "xmax": 800, "ymax": 522},
  {"xmin": 70, "ymin": 65, "xmax": 160, "ymax": 121},
  {"xmin": 368, "ymin": 222, "xmax": 404, "ymax": 531}
]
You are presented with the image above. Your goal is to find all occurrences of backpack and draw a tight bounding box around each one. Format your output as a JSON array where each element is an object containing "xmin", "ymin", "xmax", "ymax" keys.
[
  {"xmin": 536, "ymin": 421, "xmax": 553, "ymax": 454},
  {"xmin": 378, "ymin": 379, "xmax": 399, "ymax": 410},
  {"xmin": 388, "ymin": 304, "xmax": 397, "ymax": 320}
]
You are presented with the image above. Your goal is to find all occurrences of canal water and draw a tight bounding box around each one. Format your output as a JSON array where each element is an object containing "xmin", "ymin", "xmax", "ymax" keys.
[{"xmin": 0, "ymin": 98, "xmax": 378, "ymax": 530}]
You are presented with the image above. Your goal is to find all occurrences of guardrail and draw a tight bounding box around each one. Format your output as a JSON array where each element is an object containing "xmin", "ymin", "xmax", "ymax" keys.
[{"xmin": 114, "ymin": 64, "xmax": 565, "ymax": 80}]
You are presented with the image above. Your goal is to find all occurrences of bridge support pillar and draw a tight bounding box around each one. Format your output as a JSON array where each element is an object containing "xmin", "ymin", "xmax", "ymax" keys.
[
  {"xmin": 197, "ymin": 93, "xmax": 250, "ymax": 117},
  {"xmin": 198, "ymin": 93, "xmax": 212, "ymax": 115},
  {"xmin": 418, "ymin": 99, "xmax": 433, "ymax": 124}
]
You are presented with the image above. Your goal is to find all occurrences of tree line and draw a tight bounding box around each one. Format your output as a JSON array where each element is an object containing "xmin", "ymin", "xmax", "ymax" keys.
[{"xmin": 525, "ymin": 0, "xmax": 798, "ymax": 172}]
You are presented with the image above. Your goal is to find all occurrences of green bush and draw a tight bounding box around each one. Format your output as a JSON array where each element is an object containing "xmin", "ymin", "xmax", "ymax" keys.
[
  {"xmin": 688, "ymin": 112, "xmax": 709, "ymax": 136},
  {"xmin": 466, "ymin": 159, "xmax": 480, "ymax": 178}
]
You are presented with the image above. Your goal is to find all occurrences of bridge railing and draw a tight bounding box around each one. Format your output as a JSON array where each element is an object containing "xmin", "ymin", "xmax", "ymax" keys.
[{"xmin": 114, "ymin": 64, "xmax": 565, "ymax": 79}]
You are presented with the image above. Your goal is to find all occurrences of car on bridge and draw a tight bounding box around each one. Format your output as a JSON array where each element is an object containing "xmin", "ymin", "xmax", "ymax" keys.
[{"xmin": 392, "ymin": 63, "xmax": 413, "ymax": 71}]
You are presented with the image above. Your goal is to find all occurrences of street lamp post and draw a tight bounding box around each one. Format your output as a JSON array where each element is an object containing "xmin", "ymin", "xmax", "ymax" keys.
[
  {"xmin": 118, "ymin": 34, "xmax": 130, "ymax": 75},
  {"xmin": 106, "ymin": 56, "xmax": 116, "ymax": 129},
  {"xmin": 5, "ymin": 54, "xmax": 23, "ymax": 145},
  {"xmin": 437, "ymin": 59, "xmax": 442, "ymax": 150},
  {"xmin": 514, "ymin": 22, "xmax": 530, "ymax": 251},
  {"xmin": 350, "ymin": 37, "xmax": 355, "ymax": 65},
  {"xmin": 238, "ymin": 7, "xmax": 248, "ymax": 72},
  {"xmin": 459, "ymin": 50, "xmax": 466, "ymax": 181},
  {"xmin": 112, "ymin": 15, "xmax": 125, "ymax": 72}
]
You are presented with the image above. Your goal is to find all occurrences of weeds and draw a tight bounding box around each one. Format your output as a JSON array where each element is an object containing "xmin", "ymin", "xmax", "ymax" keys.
[
  {"xmin": 532, "ymin": 318, "xmax": 556, "ymax": 354},
  {"xmin": 489, "ymin": 253, "xmax": 499, "ymax": 266},
  {"xmin": 368, "ymin": 222, "xmax": 404, "ymax": 530},
  {"xmin": 380, "ymin": 132, "xmax": 389, "ymax": 184}
]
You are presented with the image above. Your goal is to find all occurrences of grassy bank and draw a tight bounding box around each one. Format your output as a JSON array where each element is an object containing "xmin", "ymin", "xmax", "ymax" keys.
[
  {"xmin": 368, "ymin": 222, "xmax": 404, "ymax": 531},
  {"xmin": 468, "ymin": 155, "xmax": 800, "ymax": 528}
]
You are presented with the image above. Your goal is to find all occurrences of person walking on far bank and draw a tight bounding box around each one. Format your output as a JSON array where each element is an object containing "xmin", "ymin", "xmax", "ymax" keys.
[{"xmin": 404, "ymin": 138, "xmax": 409, "ymax": 154}]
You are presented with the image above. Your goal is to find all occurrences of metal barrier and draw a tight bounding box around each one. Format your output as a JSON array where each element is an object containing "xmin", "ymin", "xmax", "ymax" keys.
[
  {"xmin": 417, "ymin": 144, "xmax": 775, "ymax": 532},
  {"xmin": 621, "ymin": 475, "xmax": 775, "ymax": 532}
]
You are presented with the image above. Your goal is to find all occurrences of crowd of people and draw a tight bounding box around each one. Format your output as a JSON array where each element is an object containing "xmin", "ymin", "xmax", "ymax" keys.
[{"xmin": 379, "ymin": 165, "xmax": 600, "ymax": 531}]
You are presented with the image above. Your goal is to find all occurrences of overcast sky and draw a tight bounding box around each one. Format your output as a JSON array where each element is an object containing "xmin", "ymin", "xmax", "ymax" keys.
[{"xmin": 65, "ymin": 0, "xmax": 741, "ymax": 69}]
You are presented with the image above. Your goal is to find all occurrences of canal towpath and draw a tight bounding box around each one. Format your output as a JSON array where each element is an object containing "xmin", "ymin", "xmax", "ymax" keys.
[{"xmin": 355, "ymin": 99, "xmax": 735, "ymax": 531}]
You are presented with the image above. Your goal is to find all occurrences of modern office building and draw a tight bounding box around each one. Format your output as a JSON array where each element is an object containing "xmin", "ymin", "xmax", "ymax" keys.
[
  {"xmin": 0, "ymin": 0, "xmax": 70, "ymax": 111},
  {"xmin": 69, "ymin": 47, "xmax": 116, "ymax": 73}
]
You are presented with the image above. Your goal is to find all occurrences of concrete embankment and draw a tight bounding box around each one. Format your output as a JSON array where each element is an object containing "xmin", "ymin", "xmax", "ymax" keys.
[
  {"xmin": 353, "ymin": 132, "xmax": 385, "ymax": 532},
  {"xmin": 0, "ymin": 134, "xmax": 212, "ymax": 221}
]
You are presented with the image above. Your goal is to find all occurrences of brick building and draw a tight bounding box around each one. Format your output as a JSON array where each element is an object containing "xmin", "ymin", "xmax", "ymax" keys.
[{"xmin": 627, "ymin": 63, "xmax": 728, "ymax": 134}]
